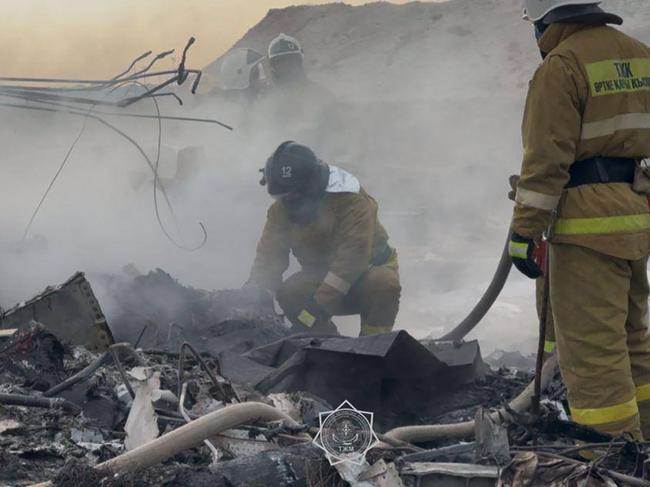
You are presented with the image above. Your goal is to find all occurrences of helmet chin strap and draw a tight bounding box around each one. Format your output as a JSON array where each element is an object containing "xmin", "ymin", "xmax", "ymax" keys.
[
  {"xmin": 534, "ymin": 22, "xmax": 550, "ymax": 59},
  {"xmin": 534, "ymin": 21, "xmax": 549, "ymax": 42}
]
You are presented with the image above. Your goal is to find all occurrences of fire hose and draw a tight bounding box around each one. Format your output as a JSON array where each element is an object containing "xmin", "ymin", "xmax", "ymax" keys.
[
  {"xmin": 384, "ymin": 354, "xmax": 558, "ymax": 443},
  {"xmin": 439, "ymin": 229, "xmax": 513, "ymax": 341},
  {"xmin": 28, "ymin": 402, "xmax": 304, "ymax": 487}
]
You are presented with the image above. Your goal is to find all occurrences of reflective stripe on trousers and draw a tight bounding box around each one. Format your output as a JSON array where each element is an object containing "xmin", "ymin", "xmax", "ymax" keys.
[
  {"xmin": 572, "ymin": 384, "xmax": 650, "ymax": 428},
  {"xmin": 571, "ymin": 397, "xmax": 639, "ymax": 426}
]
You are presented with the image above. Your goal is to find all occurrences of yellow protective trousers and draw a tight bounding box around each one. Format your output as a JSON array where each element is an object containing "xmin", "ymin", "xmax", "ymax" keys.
[
  {"xmin": 550, "ymin": 243, "xmax": 650, "ymax": 439},
  {"xmin": 276, "ymin": 265, "xmax": 401, "ymax": 337}
]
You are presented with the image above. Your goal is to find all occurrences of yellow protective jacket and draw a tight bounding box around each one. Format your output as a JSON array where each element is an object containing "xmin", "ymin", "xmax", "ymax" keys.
[
  {"xmin": 512, "ymin": 23, "xmax": 650, "ymax": 260},
  {"xmin": 249, "ymin": 170, "xmax": 392, "ymax": 313}
]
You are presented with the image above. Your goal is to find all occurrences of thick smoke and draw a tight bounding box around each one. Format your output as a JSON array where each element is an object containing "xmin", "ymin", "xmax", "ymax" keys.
[{"xmin": 0, "ymin": 0, "xmax": 647, "ymax": 352}]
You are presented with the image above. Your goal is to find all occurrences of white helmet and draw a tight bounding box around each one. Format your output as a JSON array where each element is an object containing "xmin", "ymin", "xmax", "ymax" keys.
[
  {"xmin": 522, "ymin": 0, "xmax": 600, "ymax": 22},
  {"xmin": 218, "ymin": 48, "xmax": 265, "ymax": 91},
  {"xmin": 268, "ymin": 34, "xmax": 303, "ymax": 60}
]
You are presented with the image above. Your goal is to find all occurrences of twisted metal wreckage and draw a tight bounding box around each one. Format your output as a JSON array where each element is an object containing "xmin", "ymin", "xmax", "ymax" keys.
[
  {"xmin": 1, "ymin": 41, "xmax": 650, "ymax": 487},
  {"xmin": 1, "ymin": 37, "xmax": 232, "ymax": 251}
]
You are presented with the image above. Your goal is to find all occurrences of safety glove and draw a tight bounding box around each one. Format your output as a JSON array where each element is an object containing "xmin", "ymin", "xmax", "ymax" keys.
[
  {"xmin": 509, "ymin": 233, "xmax": 544, "ymax": 279},
  {"xmin": 508, "ymin": 174, "xmax": 520, "ymax": 202},
  {"xmin": 295, "ymin": 297, "xmax": 329, "ymax": 329},
  {"xmin": 291, "ymin": 297, "xmax": 338, "ymax": 334}
]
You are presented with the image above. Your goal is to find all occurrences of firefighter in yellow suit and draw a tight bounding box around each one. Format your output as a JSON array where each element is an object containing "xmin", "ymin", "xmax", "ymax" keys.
[
  {"xmin": 248, "ymin": 141, "xmax": 401, "ymax": 336},
  {"xmin": 510, "ymin": 0, "xmax": 650, "ymax": 439}
]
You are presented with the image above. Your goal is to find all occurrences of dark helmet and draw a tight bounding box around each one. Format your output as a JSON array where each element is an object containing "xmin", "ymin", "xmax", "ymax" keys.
[{"xmin": 260, "ymin": 141, "xmax": 329, "ymax": 198}]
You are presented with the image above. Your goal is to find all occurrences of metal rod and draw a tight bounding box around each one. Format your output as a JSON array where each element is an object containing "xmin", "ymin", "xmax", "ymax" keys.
[
  {"xmin": 110, "ymin": 50, "xmax": 153, "ymax": 81},
  {"xmin": 177, "ymin": 341, "xmax": 229, "ymax": 402},
  {"xmin": 43, "ymin": 343, "xmax": 142, "ymax": 397},
  {"xmin": 111, "ymin": 348, "xmax": 136, "ymax": 400},
  {"xmin": 532, "ymin": 242, "xmax": 551, "ymax": 416},
  {"xmin": 0, "ymin": 393, "xmax": 81, "ymax": 415},
  {"xmin": 0, "ymin": 94, "xmax": 233, "ymax": 129}
]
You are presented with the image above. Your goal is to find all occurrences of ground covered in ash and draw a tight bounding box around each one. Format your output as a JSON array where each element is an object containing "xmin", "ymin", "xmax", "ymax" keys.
[
  {"xmin": 0, "ymin": 318, "xmax": 536, "ymax": 486},
  {"xmin": 13, "ymin": 271, "xmax": 644, "ymax": 487}
]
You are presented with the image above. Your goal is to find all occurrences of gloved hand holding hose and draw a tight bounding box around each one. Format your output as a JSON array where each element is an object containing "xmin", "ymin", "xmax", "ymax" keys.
[
  {"xmin": 507, "ymin": 174, "xmax": 547, "ymax": 279},
  {"xmin": 509, "ymin": 233, "xmax": 546, "ymax": 279}
]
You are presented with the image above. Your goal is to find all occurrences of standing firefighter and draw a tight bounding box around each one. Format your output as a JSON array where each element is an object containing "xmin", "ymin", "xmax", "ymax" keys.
[
  {"xmin": 248, "ymin": 141, "xmax": 401, "ymax": 336},
  {"xmin": 510, "ymin": 0, "xmax": 650, "ymax": 439}
]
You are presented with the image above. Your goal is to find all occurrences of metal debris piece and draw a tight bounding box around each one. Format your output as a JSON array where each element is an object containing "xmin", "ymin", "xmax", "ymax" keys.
[
  {"xmin": 498, "ymin": 452, "xmax": 623, "ymax": 487},
  {"xmin": 359, "ymin": 459, "xmax": 405, "ymax": 486},
  {"xmin": 335, "ymin": 461, "xmax": 374, "ymax": 487},
  {"xmin": 398, "ymin": 443, "xmax": 477, "ymax": 465},
  {"xmin": 252, "ymin": 332, "xmax": 486, "ymax": 422},
  {"xmin": 0, "ymin": 419, "xmax": 22, "ymax": 435},
  {"xmin": 171, "ymin": 443, "xmax": 332, "ymax": 487},
  {"xmin": 69, "ymin": 428, "xmax": 121, "ymax": 452},
  {"xmin": 1, "ymin": 272, "xmax": 114, "ymax": 352},
  {"xmin": 0, "ymin": 328, "xmax": 16, "ymax": 340},
  {"xmin": 213, "ymin": 427, "xmax": 273, "ymax": 459},
  {"xmin": 0, "ymin": 392, "xmax": 81, "ymax": 415},
  {"xmin": 0, "ymin": 322, "xmax": 66, "ymax": 390},
  {"xmin": 124, "ymin": 368, "xmax": 160, "ymax": 451},
  {"xmin": 475, "ymin": 407, "xmax": 510, "ymax": 465},
  {"xmin": 268, "ymin": 393, "xmax": 303, "ymax": 423},
  {"xmin": 401, "ymin": 462, "xmax": 499, "ymax": 487}
]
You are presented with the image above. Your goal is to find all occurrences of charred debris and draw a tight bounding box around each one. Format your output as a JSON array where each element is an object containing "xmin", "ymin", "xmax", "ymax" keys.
[{"xmin": 0, "ymin": 269, "xmax": 648, "ymax": 487}]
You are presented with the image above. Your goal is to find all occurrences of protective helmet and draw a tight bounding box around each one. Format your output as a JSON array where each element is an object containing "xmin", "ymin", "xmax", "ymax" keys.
[
  {"xmin": 218, "ymin": 48, "xmax": 265, "ymax": 90},
  {"xmin": 260, "ymin": 141, "xmax": 329, "ymax": 197},
  {"xmin": 522, "ymin": 0, "xmax": 600, "ymax": 22},
  {"xmin": 268, "ymin": 34, "xmax": 304, "ymax": 60}
]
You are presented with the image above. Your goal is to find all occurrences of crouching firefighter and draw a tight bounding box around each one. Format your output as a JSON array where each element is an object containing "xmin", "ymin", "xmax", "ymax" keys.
[
  {"xmin": 247, "ymin": 141, "xmax": 401, "ymax": 336},
  {"xmin": 511, "ymin": 0, "xmax": 650, "ymax": 439}
]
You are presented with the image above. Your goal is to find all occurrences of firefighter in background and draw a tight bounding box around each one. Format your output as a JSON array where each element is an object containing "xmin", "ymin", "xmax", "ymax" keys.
[
  {"xmin": 510, "ymin": 0, "xmax": 650, "ymax": 439},
  {"xmin": 261, "ymin": 34, "xmax": 337, "ymax": 133},
  {"xmin": 248, "ymin": 141, "xmax": 401, "ymax": 336},
  {"xmin": 267, "ymin": 34, "xmax": 325, "ymax": 93}
]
